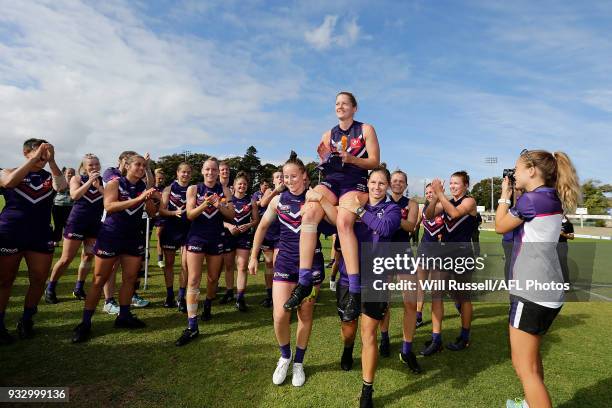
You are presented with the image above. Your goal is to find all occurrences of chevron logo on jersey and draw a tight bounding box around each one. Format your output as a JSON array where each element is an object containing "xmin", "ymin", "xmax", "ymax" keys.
[
  {"xmin": 198, "ymin": 193, "xmax": 220, "ymax": 219},
  {"xmin": 347, "ymin": 134, "xmax": 366, "ymax": 158},
  {"xmin": 234, "ymin": 203, "xmax": 252, "ymax": 223},
  {"xmin": 169, "ymin": 191, "xmax": 186, "ymax": 210},
  {"xmin": 118, "ymin": 184, "xmax": 145, "ymax": 216},
  {"xmin": 444, "ymin": 213, "xmax": 470, "ymax": 232},
  {"xmin": 82, "ymin": 187, "xmax": 103, "ymax": 204},
  {"xmin": 15, "ymin": 175, "xmax": 54, "ymax": 204},
  {"xmin": 276, "ymin": 205, "xmax": 302, "ymax": 233},
  {"xmin": 423, "ymin": 215, "xmax": 445, "ymax": 236}
]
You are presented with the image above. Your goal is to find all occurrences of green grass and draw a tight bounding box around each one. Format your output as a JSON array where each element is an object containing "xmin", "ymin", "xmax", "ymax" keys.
[{"xmin": 0, "ymin": 232, "xmax": 611, "ymax": 407}]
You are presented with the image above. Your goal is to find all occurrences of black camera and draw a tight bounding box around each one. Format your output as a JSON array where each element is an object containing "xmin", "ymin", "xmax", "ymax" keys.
[{"xmin": 503, "ymin": 168, "xmax": 515, "ymax": 183}]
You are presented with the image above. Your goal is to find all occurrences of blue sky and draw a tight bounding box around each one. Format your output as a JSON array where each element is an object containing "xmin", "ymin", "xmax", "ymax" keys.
[{"xmin": 1, "ymin": 0, "xmax": 611, "ymax": 194}]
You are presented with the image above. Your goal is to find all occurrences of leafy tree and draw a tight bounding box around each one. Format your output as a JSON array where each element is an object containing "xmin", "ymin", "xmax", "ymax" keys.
[
  {"xmin": 581, "ymin": 179, "xmax": 609, "ymax": 215},
  {"xmin": 470, "ymin": 177, "xmax": 502, "ymax": 211}
]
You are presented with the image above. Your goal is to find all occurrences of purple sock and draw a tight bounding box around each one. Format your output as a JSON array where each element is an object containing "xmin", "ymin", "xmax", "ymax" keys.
[
  {"xmin": 237, "ymin": 291, "xmax": 245, "ymax": 300},
  {"xmin": 294, "ymin": 346, "xmax": 307, "ymax": 364},
  {"xmin": 119, "ymin": 305, "xmax": 130, "ymax": 319},
  {"xmin": 47, "ymin": 281, "xmax": 57, "ymax": 291},
  {"xmin": 0, "ymin": 312, "xmax": 5, "ymax": 330},
  {"xmin": 204, "ymin": 298, "xmax": 212, "ymax": 308},
  {"xmin": 279, "ymin": 343, "xmax": 291, "ymax": 359},
  {"xmin": 416, "ymin": 311, "xmax": 423, "ymax": 321},
  {"xmin": 178, "ymin": 287, "xmax": 186, "ymax": 298},
  {"xmin": 82, "ymin": 309, "xmax": 94, "ymax": 328},
  {"xmin": 157, "ymin": 254, "xmax": 163, "ymax": 262},
  {"xmin": 348, "ymin": 274, "xmax": 361, "ymax": 294},
  {"xmin": 166, "ymin": 286, "xmax": 174, "ymax": 297},
  {"xmin": 105, "ymin": 297, "xmax": 115, "ymax": 304},
  {"xmin": 22, "ymin": 306, "xmax": 36, "ymax": 322},
  {"xmin": 75, "ymin": 280, "xmax": 84, "ymax": 291},
  {"xmin": 432, "ymin": 332, "xmax": 442, "ymax": 344},
  {"xmin": 455, "ymin": 302, "xmax": 462, "ymax": 313},
  {"xmin": 266, "ymin": 288, "xmax": 272, "ymax": 299},
  {"xmin": 188, "ymin": 317, "xmax": 198, "ymax": 331},
  {"xmin": 460, "ymin": 327, "xmax": 470, "ymax": 341},
  {"xmin": 298, "ymin": 268, "xmax": 312, "ymax": 286},
  {"xmin": 402, "ymin": 341, "xmax": 412, "ymax": 354},
  {"xmin": 381, "ymin": 331, "xmax": 389, "ymax": 342}
]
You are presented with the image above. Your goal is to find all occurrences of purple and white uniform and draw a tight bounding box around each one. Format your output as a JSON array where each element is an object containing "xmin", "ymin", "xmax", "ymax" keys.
[
  {"xmin": 417, "ymin": 202, "xmax": 445, "ymax": 258},
  {"xmin": 442, "ymin": 196, "xmax": 477, "ymax": 265},
  {"xmin": 254, "ymin": 190, "xmax": 279, "ymax": 251},
  {"xmin": 159, "ymin": 181, "xmax": 190, "ymax": 251},
  {"xmin": 273, "ymin": 190, "xmax": 325, "ymax": 284},
  {"xmin": 337, "ymin": 198, "xmax": 401, "ymax": 287},
  {"xmin": 0, "ymin": 169, "xmax": 55, "ymax": 255},
  {"xmin": 320, "ymin": 120, "xmax": 368, "ymax": 198},
  {"xmin": 63, "ymin": 175, "xmax": 103, "ymax": 241},
  {"xmin": 102, "ymin": 167, "xmax": 121, "ymax": 185},
  {"xmin": 226, "ymin": 194, "xmax": 254, "ymax": 251},
  {"xmin": 508, "ymin": 187, "xmax": 564, "ymax": 307},
  {"xmin": 390, "ymin": 195, "xmax": 413, "ymax": 241},
  {"xmin": 185, "ymin": 182, "xmax": 226, "ymax": 255},
  {"xmin": 94, "ymin": 177, "xmax": 146, "ymax": 258}
]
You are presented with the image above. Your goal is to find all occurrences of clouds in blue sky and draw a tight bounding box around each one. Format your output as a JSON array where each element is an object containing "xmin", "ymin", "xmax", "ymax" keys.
[{"xmin": 0, "ymin": 0, "xmax": 610, "ymax": 194}]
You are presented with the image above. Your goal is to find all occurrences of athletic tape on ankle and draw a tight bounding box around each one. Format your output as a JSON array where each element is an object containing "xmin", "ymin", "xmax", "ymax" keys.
[
  {"xmin": 186, "ymin": 303, "xmax": 198, "ymax": 315},
  {"xmin": 301, "ymin": 223, "xmax": 318, "ymax": 233},
  {"xmin": 186, "ymin": 288, "xmax": 200, "ymax": 295}
]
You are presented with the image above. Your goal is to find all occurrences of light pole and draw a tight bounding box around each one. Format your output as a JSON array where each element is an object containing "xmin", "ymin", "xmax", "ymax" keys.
[
  {"xmin": 183, "ymin": 150, "xmax": 192, "ymax": 162},
  {"xmin": 484, "ymin": 157, "xmax": 498, "ymax": 213}
]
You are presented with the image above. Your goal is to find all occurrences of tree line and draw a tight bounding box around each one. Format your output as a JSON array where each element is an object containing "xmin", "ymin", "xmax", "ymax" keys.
[{"xmin": 153, "ymin": 146, "xmax": 610, "ymax": 215}]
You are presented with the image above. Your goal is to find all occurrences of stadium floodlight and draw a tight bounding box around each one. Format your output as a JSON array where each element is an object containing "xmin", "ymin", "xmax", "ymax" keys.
[{"xmin": 484, "ymin": 157, "xmax": 498, "ymax": 212}]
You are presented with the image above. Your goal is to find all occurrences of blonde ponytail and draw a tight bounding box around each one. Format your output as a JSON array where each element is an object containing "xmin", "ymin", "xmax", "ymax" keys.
[{"xmin": 553, "ymin": 151, "xmax": 580, "ymax": 212}]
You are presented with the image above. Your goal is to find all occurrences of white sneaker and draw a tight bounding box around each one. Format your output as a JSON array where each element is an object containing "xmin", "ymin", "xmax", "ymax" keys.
[
  {"xmin": 272, "ymin": 356, "xmax": 292, "ymax": 385},
  {"xmin": 131, "ymin": 294, "xmax": 150, "ymax": 308},
  {"xmin": 103, "ymin": 300, "xmax": 120, "ymax": 315},
  {"xmin": 329, "ymin": 279, "xmax": 337, "ymax": 292},
  {"xmin": 292, "ymin": 363, "xmax": 306, "ymax": 387},
  {"xmin": 157, "ymin": 261, "xmax": 164, "ymax": 268}
]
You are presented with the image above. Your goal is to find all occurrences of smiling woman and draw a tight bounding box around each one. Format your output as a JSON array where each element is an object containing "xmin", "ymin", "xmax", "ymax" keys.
[
  {"xmin": 284, "ymin": 92, "xmax": 381, "ymax": 321},
  {"xmin": 71, "ymin": 154, "xmax": 161, "ymax": 343},
  {"xmin": 0, "ymin": 138, "xmax": 66, "ymax": 344}
]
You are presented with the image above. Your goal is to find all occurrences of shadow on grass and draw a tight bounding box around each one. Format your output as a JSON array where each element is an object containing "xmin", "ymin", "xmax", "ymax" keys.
[
  {"xmin": 301, "ymin": 303, "xmax": 590, "ymax": 407},
  {"xmin": 557, "ymin": 376, "xmax": 612, "ymax": 408}
]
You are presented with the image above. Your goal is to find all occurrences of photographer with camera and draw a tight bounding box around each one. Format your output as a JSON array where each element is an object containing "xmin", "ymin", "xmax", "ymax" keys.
[{"xmin": 495, "ymin": 150, "xmax": 580, "ymax": 408}]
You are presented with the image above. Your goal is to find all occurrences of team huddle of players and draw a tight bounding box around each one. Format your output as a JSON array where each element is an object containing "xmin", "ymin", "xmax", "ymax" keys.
[{"xmin": 0, "ymin": 92, "xmax": 581, "ymax": 408}]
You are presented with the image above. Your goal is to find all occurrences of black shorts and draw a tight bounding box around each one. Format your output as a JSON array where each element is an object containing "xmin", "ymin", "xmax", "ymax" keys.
[
  {"xmin": 320, "ymin": 175, "xmax": 367, "ymax": 199},
  {"xmin": 509, "ymin": 296, "xmax": 562, "ymax": 335},
  {"xmin": 0, "ymin": 230, "xmax": 54, "ymax": 255},
  {"xmin": 261, "ymin": 237, "xmax": 279, "ymax": 251},
  {"xmin": 336, "ymin": 285, "xmax": 387, "ymax": 321},
  {"xmin": 225, "ymin": 233, "xmax": 253, "ymax": 251},
  {"xmin": 94, "ymin": 234, "xmax": 145, "ymax": 258},
  {"xmin": 185, "ymin": 239, "xmax": 225, "ymax": 256},
  {"xmin": 449, "ymin": 270, "xmax": 473, "ymax": 302}
]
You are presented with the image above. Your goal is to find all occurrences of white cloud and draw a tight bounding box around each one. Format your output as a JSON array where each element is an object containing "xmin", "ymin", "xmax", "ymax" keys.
[
  {"xmin": 583, "ymin": 90, "xmax": 612, "ymax": 113},
  {"xmin": 304, "ymin": 15, "xmax": 361, "ymax": 50},
  {"xmin": 0, "ymin": 1, "xmax": 304, "ymax": 170}
]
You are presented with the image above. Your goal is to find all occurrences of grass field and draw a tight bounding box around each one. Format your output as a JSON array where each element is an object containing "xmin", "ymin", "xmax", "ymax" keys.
[{"xmin": 0, "ymin": 228, "xmax": 611, "ymax": 408}]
